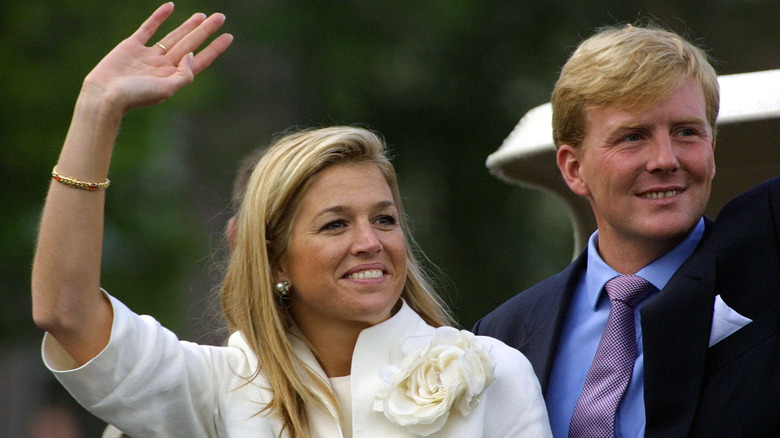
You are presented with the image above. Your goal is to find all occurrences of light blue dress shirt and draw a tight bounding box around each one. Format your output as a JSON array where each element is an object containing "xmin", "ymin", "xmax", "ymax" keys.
[{"xmin": 545, "ymin": 219, "xmax": 705, "ymax": 438}]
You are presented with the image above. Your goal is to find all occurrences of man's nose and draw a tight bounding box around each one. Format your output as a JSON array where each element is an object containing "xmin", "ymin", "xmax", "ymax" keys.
[{"xmin": 647, "ymin": 134, "xmax": 680, "ymax": 172}]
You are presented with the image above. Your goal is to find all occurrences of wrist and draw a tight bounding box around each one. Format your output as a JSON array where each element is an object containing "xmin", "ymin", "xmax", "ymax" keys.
[
  {"xmin": 76, "ymin": 80, "xmax": 128, "ymax": 123},
  {"xmin": 55, "ymin": 85, "xmax": 124, "ymax": 176}
]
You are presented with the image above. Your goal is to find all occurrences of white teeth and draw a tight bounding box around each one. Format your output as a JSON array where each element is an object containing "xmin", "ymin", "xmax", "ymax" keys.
[
  {"xmin": 644, "ymin": 190, "xmax": 679, "ymax": 199},
  {"xmin": 347, "ymin": 269, "xmax": 383, "ymax": 279}
]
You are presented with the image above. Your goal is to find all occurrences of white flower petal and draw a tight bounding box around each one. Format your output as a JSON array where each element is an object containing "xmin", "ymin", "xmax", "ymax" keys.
[{"xmin": 374, "ymin": 328, "xmax": 496, "ymax": 435}]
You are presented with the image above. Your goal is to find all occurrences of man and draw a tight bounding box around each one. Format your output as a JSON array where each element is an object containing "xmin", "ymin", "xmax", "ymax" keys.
[{"xmin": 473, "ymin": 24, "xmax": 780, "ymax": 437}]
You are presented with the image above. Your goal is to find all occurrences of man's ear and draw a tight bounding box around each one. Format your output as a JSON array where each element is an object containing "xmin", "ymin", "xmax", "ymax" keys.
[
  {"xmin": 557, "ymin": 144, "xmax": 590, "ymax": 198},
  {"xmin": 710, "ymin": 137, "xmax": 717, "ymax": 178},
  {"xmin": 226, "ymin": 216, "xmax": 238, "ymax": 251}
]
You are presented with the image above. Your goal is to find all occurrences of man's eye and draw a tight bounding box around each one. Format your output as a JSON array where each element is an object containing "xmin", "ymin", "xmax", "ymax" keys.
[
  {"xmin": 625, "ymin": 133, "xmax": 642, "ymax": 142},
  {"xmin": 321, "ymin": 220, "xmax": 346, "ymax": 231}
]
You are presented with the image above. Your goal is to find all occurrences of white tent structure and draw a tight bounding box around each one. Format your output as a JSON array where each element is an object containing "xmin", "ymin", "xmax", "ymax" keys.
[{"xmin": 487, "ymin": 69, "xmax": 780, "ymax": 257}]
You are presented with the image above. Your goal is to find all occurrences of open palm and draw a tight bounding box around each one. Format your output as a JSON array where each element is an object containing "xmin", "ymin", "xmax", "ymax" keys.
[{"xmin": 82, "ymin": 3, "xmax": 233, "ymax": 112}]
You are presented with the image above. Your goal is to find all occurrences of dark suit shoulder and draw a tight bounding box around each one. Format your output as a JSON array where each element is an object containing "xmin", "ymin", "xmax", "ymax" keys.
[
  {"xmin": 707, "ymin": 175, "xmax": 779, "ymax": 237},
  {"xmin": 702, "ymin": 175, "xmax": 780, "ymax": 317}
]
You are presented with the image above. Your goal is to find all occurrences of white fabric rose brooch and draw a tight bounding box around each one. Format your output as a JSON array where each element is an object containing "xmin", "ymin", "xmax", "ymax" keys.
[{"xmin": 373, "ymin": 327, "xmax": 496, "ymax": 436}]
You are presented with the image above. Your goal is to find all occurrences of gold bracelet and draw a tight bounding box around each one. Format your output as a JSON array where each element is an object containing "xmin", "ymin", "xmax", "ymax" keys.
[{"xmin": 51, "ymin": 167, "xmax": 111, "ymax": 191}]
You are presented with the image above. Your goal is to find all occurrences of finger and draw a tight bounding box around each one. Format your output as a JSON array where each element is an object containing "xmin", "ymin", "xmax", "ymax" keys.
[
  {"xmin": 154, "ymin": 12, "xmax": 207, "ymax": 56},
  {"xmin": 130, "ymin": 2, "xmax": 175, "ymax": 45},
  {"xmin": 167, "ymin": 12, "xmax": 227, "ymax": 62},
  {"xmin": 192, "ymin": 33, "xmax": 234, "ymax": 75}
]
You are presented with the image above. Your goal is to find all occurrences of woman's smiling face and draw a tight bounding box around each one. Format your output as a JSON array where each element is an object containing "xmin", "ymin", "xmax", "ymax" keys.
[{"xmin": 280, "ymin": 162, "xmax": 407, "ymax": 332}]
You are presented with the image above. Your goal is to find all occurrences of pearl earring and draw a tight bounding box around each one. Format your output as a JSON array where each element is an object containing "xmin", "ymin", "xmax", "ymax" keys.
[{"xmin": 274, "ymin": 281, "xmax": 291, "ymax": 299}]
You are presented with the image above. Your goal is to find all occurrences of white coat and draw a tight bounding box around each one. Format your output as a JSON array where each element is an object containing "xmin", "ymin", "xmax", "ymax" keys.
[{"xmin": 44, "ymin": 294, "xmax": 551, "ymax": 437}]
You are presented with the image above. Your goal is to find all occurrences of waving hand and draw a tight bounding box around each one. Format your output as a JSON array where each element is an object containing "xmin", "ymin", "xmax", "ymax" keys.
[{"xmin": 83, "ymin": 2, "xmax": 233, "ymax": 112}]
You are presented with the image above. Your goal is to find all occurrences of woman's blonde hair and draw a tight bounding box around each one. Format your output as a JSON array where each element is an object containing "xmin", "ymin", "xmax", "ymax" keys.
[
  {"xmin": 221, "ymin": 126, "xmax": 453, "ymax": 437},
  {"xmin": 551, "ymin": 23, "xmax": 719, "ymax": 150}
]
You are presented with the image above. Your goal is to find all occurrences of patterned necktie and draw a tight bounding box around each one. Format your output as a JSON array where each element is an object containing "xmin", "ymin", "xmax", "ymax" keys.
[{"xmin": 569, "ymin": 275, "xmax": 655, "ymax": 437}]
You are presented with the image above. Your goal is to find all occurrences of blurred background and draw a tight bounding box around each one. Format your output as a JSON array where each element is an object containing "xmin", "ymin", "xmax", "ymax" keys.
[{"xmin": 2, "ymin": 0, "xmax": 778, "ymax": 435}]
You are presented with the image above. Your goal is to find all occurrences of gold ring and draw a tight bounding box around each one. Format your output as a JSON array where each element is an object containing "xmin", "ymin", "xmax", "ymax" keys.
[{"xmin": 154, "ymin": 41, "xmax": 168, "ymax": 54}]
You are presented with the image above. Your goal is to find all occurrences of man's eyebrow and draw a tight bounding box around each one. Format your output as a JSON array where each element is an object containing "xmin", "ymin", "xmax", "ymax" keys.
[{"xmin": 612, "ymin": 116, "xmax": 708, "ymax": 131}]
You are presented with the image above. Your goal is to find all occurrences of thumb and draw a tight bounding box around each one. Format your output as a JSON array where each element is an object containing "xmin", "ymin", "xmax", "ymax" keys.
[
  {"xmin": 179, "ymin": 52, "xmax": 195, "ymax": 72},
  {"xmin": 175, "ymin": 52, "xmax": 195, "ymax": 82}
]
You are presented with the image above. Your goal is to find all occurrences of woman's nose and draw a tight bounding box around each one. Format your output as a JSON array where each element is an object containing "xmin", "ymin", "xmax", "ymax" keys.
[{"xmin": 352, "ymin": 222, "xmax": 382, "ymax": 254}]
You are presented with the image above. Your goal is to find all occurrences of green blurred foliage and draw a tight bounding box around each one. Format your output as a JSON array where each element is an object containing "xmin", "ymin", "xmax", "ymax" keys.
[{"xmin": 3, "ymin": 0, "xmax": 780, "ymax": 347}]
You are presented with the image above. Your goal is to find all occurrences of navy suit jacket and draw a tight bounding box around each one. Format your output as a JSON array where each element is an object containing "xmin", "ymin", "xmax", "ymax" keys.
[{"xmin": 474, "ymin": 176, "xmax": 780, "ymax": 437}]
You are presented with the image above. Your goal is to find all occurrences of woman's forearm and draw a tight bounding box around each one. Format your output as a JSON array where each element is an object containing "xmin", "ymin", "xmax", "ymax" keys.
[{"xmin": 32, "ymin": 88, "xmax": 124, "ymax": 365}]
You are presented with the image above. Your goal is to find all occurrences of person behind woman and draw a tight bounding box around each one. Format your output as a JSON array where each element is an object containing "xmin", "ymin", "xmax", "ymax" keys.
[{"xmin": 32, "ymin": 4, "xmax": 551, "ymax": 437}]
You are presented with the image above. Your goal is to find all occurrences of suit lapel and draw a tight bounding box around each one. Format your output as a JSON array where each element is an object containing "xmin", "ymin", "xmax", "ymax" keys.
[
  {"xmin": 641, "ymin": 251, "xmax": 716, "ymax": 438},
  {"xmin": 522, "ymin": 252, "xmax": 587, "ymax": 393}
]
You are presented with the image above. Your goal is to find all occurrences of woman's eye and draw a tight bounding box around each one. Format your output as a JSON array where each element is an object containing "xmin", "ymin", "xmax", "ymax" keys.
[{"xmin": 375, "ymin": 215, "xmax": 397, "ymax": 227}]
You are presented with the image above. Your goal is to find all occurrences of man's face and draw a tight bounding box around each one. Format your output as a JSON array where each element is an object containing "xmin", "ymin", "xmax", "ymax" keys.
[{"xmin": 557, "ymin": 78, "xmax": 716, "ymax": 257}]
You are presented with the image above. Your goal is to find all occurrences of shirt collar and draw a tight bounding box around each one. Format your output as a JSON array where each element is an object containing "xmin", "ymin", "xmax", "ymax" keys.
[{"xmin": 585, "ymin": 218, "xmax": 706, "ymax": 309}]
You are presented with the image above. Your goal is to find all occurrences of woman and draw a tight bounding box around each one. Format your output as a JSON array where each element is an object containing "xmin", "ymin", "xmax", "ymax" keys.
[{"xmin": 33, "ymin": 4, "xmax": 551, "ymax": 437}]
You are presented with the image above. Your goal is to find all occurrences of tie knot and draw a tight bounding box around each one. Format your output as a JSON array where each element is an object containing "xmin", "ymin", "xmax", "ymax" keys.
[{"xmin": 605, "ymin": 275, "xmax": 654, "ymax": 307}]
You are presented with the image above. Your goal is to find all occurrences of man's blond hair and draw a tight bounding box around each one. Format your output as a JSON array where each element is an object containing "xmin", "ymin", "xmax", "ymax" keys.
[{"xmin": 551, "ymin": 24, "xmax": 719, "ymax": 150}]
